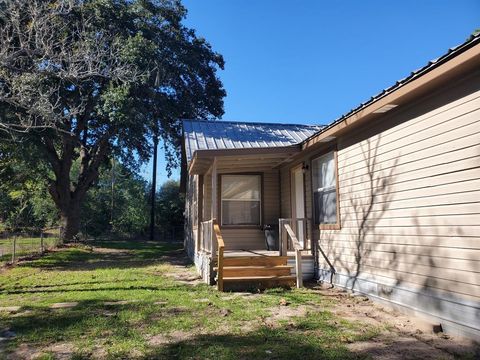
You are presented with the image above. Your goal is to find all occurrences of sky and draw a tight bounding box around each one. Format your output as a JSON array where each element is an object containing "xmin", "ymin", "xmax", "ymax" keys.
[{"xmin": 141, "ymin": 0, "xmax": 480, "ymax": 187}]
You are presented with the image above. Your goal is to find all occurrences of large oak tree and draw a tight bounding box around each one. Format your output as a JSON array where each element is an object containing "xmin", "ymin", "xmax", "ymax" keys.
[{"xmin": 0, "ymin": 0, "xmax": 225, "ymax": 240}]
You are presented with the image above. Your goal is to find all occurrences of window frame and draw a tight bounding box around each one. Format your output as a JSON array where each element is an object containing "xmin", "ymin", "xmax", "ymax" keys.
[
  {"xmin": 218, "ymin": 173, "xmax": 263, "ymax": 228},
  {"xmin": 310, "ymin": 147, "xmax": 341, "ymax": 230}
]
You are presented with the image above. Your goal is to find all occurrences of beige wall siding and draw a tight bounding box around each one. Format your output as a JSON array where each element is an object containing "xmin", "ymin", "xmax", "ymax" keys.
[
  {"xmin": 317, "ymin": 71, "xmax": 480, "ymax": 338},
  {"xmin": 263, "ymin": 170, "xmax": 280, "ymax": 225},
  {"xmin": 203, "ymin": 173, "xmax": 211, "ymax": 220},
  {"xmin": 280, "ymin": 166, "xmax": 291, "ymax": 219}
]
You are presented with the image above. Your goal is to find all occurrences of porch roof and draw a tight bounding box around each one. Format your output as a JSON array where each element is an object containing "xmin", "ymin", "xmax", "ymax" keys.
[{"xmin": 183, "ymin": 119, "xmax": 322, "ymax": 163}]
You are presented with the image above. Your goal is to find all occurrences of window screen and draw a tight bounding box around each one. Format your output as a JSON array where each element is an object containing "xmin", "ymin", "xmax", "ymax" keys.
[
  {"xmin": 312, "ymin": 152, "xmax": 337, "ymax": 225},
  {"xmin": 221, "ymin": 175, "xmax": 261, "ymax": 226}
]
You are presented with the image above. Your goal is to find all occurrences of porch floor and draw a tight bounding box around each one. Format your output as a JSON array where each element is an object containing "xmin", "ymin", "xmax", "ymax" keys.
[{"xmin": 223, "ymin": 249, "xmax": 313, "ymax": 258}]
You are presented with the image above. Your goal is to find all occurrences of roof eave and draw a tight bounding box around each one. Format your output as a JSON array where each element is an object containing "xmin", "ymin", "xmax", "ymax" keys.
[{"xmin": 187, "ymin": 145, "xmax": 302, "ymax": 174}]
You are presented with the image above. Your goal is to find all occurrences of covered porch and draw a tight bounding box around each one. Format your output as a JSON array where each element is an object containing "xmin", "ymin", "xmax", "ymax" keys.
[{"xmin": 189, "ymin": 149, "xmax": 315, "ymax": 290}]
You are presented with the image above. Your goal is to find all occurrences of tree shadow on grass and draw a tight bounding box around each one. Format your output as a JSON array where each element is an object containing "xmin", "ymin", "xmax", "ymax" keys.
[
  {"xmin": 146, "ymin": 330, "xmax": 365, "ymax": 360},
  {"xmin": 19, "ymin": 240, "xmax": 189, "ymax": 271},
  {"xmin": 1, "ymin": 284, "xmax": 185, "ymax": 295},
  {"xmin": 0, "ymin": 298, "xmax": 198, "ymax": 353}
]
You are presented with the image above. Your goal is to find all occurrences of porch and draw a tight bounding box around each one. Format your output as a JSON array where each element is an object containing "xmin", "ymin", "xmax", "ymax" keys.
[
  {"xmin": 189, "ymin": 150, "xmax": 316, "ymax": 291},
  {"xmin": 199, "ymin": 219, "xmax": 314, "ymax": 291}
]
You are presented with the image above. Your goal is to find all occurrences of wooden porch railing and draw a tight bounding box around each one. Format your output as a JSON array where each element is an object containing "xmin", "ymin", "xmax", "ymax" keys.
[
  {"xmin": 213, "ymin": 219, "xmax": 225, "ymax": 291},
  {"xmin": 284, "ymin": 223, "xmax": 303, "ymax": 288},
  {"xmin": 279, "ymin": 218, "xmax": 310, "ymax": 254}
]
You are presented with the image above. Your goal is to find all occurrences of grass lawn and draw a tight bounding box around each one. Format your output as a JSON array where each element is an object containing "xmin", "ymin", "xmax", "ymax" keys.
[
  {"xmin": 0, "ymin": 239, "xmax": 473, "ymax": 360},
  {"xmin": 0, "ymin": 237, "xmax": 60, "ymax": 265}
]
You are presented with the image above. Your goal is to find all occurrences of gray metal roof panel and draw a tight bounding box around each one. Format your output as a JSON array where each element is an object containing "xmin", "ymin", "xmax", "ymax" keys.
[{"xmin": 183, "ymin": 119, "xmax": 322, "ymax": 162}]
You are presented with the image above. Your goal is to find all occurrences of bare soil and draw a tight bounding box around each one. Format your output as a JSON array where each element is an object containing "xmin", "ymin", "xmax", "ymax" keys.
[{"xmin": 306, "ymin": 286, "xmax": 478, "ymax": 360}]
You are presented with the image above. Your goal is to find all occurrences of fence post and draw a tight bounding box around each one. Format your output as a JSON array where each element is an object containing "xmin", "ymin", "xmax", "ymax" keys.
[
  {"xmin": 41, "ymin": 231, "xmax": 44, "ymax": 254},
  {"xmin": 11, "ymin": 236, "xmax": 16, "ymax": 264}
]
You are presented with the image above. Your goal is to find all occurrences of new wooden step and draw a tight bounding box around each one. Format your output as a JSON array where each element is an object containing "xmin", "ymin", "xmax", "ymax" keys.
[
  {"xmin": 217, "ymin": 265, "xmax": 292, "ymax": 277},
  {"xmin": 223, "ymin": 275, "xmax": 296, "ymax": 282},
  {"xmin": 222, "ymin": 275, "xmax": 296, "ymax": 291},
  {"xmin": 222, "ymin": 256, "xmax": 288, "ymax": 267}
]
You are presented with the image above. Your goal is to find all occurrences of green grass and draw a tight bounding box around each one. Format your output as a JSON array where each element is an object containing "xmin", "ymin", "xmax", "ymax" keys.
[{"xmin": 0, "ymin": 239, "xmax": 383, "ymax": 359}]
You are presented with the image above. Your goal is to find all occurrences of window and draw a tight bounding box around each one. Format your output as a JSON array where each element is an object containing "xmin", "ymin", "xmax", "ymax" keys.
[
  {"xmin": 221, "ymin": 175, "xmax": 261, "ymax": 226},
  {"xmin": 312, "ymin": 151, "xmax": 339, "ymax": 227}
]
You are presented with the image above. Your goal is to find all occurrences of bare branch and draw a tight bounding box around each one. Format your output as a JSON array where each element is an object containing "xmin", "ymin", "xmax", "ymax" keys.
[{"xmin": 0, "ymin": 0, "xmax": 144, "ymax": 135}]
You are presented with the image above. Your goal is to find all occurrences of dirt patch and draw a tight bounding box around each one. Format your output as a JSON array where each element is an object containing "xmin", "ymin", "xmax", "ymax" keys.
[
  {"xmin": 49, "ymin": 302, "xmax": 78, "ymax": 309},
  {"xmin": 264, "ymin": 305, "xmax": 309, "ymax": 328},
  {"xmin": 347, "ymin": 336, "xmax": 453, "ymax": 360},
  {"xmin": 163, "ymin": 271, "xmax": 203, "ymax": 286},
  {"xmin": 312, "ymin": 287, "xmax": 479, "ymax": 359},
  {"xmin": 90, "ymin": 345, "xmax": 108, "ymax": 360},
  {"xmin": 0, "ymin": 306, "xmax": 21, "ymax": 313},
  {"xmin": 93, "ymin": 247, "xmax": 132, "ymax": 255},
  {"xmin": 147, "ymin": 330, "xmax": 194, "ymax": 347},
  {"xmin": 3, "ymin": 342, "xmax": 75, "ymax": 360},
  {"xmin": 42, "ymin": 342, "xmax": 75, "ymax": 360},
  {"xmin": 5, "ymin": 343, "xmax": 37, "ymax": 360}
]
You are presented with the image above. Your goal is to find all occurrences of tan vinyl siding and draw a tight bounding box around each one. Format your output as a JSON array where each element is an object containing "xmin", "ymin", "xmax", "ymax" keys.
[
  {"xmin": 280, "ymin": 166, "xmax": 291, "ymax": 218},
  {"xmin": 318, "ymin": 72, "xmax": 480, "ymax": 306},
  {"xmin": 203, "ymin": 174, "xmax": 212, "ymax": 220},
  {"xmin": 262, "ymin": 170, "xmax": 280, "ymax": 225}
]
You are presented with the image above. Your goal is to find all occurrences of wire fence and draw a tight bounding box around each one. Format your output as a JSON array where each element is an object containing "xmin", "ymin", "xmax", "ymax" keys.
[
  {"xmin": 0, "ymin": 227, "xmax": 61, "ymax": 265},
  {"xmin": 153, "ymin": 226, "xmax": 184, "ymax": 243}
]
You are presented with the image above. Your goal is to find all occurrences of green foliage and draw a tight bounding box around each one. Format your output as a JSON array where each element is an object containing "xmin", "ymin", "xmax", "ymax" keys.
[
  {"xmin": 155, "ymin": 179, "xmax": 185, "ymax": 231},
  {"xmin": 0, "ymin": 0, "xmax": 225, "ymax": 239},
  {"xmin": 81, "ymin": 160, "xmax": 150, "ymax": 236},
  {"xmin": 0, "ymin": 141, "xmax": 58, "ymax": 230}
]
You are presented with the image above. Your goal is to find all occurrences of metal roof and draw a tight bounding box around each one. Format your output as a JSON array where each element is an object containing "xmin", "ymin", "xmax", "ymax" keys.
[
  {"xmin": 183, "ymin": 119, "xmax": 322, "ymax": 162},
  {"xmin": 302, "ymin": 32, "xmax": 480, "ymax": 145}
]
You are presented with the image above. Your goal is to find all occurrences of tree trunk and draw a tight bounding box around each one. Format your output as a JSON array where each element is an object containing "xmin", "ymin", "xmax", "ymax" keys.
[
  {"xmin": 49, "ymin": 177, "xmax": 85, "ymax": 243},
  {"xmin": 150, "ymin": 135, "xmax": 158, "ymax": 241},
  {"xmin": 59, "ymin": 201, "xmax": 81, "ymax": 242}
]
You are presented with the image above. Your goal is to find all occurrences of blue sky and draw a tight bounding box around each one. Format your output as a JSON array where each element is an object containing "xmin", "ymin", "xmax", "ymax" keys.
[{"xmin": 141, "ymin": 0, "xmax": 480, "ymax": 186}]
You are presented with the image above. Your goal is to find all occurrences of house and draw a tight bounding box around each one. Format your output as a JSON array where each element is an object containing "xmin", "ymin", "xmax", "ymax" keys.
[{"xmin": 181, "ymin": 33, "xmax": 480, "ymax": 340}]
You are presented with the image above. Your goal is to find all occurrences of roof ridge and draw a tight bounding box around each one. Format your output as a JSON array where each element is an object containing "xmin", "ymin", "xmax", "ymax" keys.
[{"xmin": 181, "ymin": 118, "xmax": 324, "ymax": 129}]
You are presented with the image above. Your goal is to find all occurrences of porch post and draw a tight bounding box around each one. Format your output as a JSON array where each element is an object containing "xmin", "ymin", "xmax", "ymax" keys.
[
  {"xmin": 196, "ymin": 175, "xmax": 203, "ymax": 253},
  {"xmin": 211, "ymin": 157, "xmax": 218, "ymax": 256}
]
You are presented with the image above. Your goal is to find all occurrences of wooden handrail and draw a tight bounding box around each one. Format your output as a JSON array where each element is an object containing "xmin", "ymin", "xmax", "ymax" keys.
[
  {"xmin": 284, "ymin": 224, "xmax": 303, "ymax": 288},
  {"xmin": 278, "ymin": 218, "xmax": 311, "ymax": 254},
  {"xmin": 213, "ymin": 219, "xmax": 225, "ymax": 291}
]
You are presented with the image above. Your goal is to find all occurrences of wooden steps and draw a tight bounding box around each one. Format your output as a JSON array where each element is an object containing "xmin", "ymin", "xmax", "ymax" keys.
[
  {"xmin": 223, "ymin": 256, "xmax": 288, "ymax": 267},
  {"xmin": 221, "ymin": 265, "xmax": 292, "ymax": 277},
  {"xmin": 214, "ymin": 255, "xmax": 295, "ymax": 291}
]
